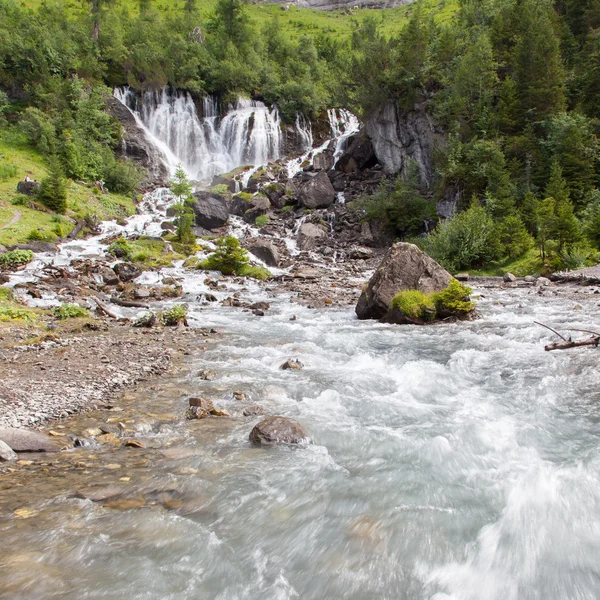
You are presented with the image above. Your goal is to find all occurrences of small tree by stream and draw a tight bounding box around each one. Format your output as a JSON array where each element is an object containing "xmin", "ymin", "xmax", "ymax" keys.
[{"xmin": 169, "ymin": 164, "xmax": 196, "ymax": 247}]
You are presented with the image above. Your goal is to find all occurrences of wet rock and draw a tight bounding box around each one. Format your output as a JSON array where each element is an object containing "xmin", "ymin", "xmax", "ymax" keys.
[
  {"xmin": 186, "ymin": 397, "xmax": 214, "ymax": 419},
  {"xmin": 192, "ymin": 192, "xmax": 229, "ymax": 230},
  {"xmin": 503, "ymin": 272, "xmax": 517, "ymax": 283},
  {"xmin": 280, "ymin": 359, "xmax": 303, "ymax": 370},
  {"xmin": 297, "ymin": 223, "xmax": 327, "ymax": 251},
  {"xmin": 101, "ymin": 268, "xmax": 119, "ymax": 286},
  {"xmin": 124, "ymin": 439, "xmax": 145, "ymax": 448},
  {"xmin": 0, "ymin": 440, "xmax": 18, "ymax": 461},
  {"xmin": 197, "ymin": 369, "xmax": 216, "ymax": 381},
  {"xmin": 263, "ymin": 183, "xmax": 286, "ymax": 209},
  {"xmin": 16, "ymin": 179, "xmax": 41, "ymax": 196},
  {"xmin": 455, "ymin": 273, "xmax": 470, "ymax": 282},
  {"xmin": 161, "ymin": 221, "xmax": 176, "ymax": 231},
  {"xmin": 133, "ymin": 287, "xmax": 150, "ymax": 299},
  {"xmin": 233, "ymin": 391, "xmax": 248, "ymax": 401},
  {"xmin": 247, "ymin": 240, "xmax": 280, "ymax": 267},
  {"xmin": 356, "ymin": 242, "xmax": 452, "ymax": 320},
  {"xmin": 335, "ymin": 134, "xmax": 377, "ymax": 173},
  {"xmin": 243, "ymin": 404, "xmax": 267, "ymax": 417},
  {"xmin": 537, "ymin": 277, "xmax": 551, "ymax": 286},
  {"xmin": 210, "ymin": 408, "xmax": 231, "ymax": 417},
  {"xmin": 97, "ymin": 433, "xmax": 121, "ymax": 446},
  {"xmin": 74, "ymin": 485, "xmax": 127, "ymax": 502},
  {"xmin": 251, "ymin": 301, "xmax": 270, "ymax": 311},
  {"xmin": 113, "ymin": 263, "xmax": 142, "ymax": 282},
  {"xmin": 104, "ymin": 496, "xmax": 146, "ymax": 510},
  {"xmin": 99, "ymin": 423, "xmax": 119, "ymax": 435},
  {"xmin": 8, "ymin": 242, "xmax": 58, "ymax": 254},
  {"xmin": 249, "ymin": 416, "xmax": 308, "ymax": 445},
  {"xmin": 0, "ymin": 428, "xmax": 61, "ymax": 452},
  {"xmin": 253, "ymin": 309, "xmax": 265, "ymax": 316},
  {"xmin": 243, "ymin": 195, "xmax": 271, "ymax": 223},
  {"xmin": 298, "ymin": 171, "xmax": 336, "ymax": 209}
]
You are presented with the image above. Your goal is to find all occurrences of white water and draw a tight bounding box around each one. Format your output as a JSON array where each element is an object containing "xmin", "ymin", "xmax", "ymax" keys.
[{"xmin": 114, "ymin": 88, "xmax": 285, "ymax": 183}]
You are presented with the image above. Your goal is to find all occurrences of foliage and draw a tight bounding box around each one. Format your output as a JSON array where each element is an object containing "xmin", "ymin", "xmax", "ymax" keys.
[
  {"xmin": 160, "ymin": 304, "xmax": 188, "ymax": 326},
  {"xmin": 0, "ymin": 249, "xmax": 35, "ymax": 268},
  {"xmin": 0, "ymin": 286, "xmax": 13, "ymax": 301},
  {"xmin": 53, "ymin": 303, "xmax": 90, "ymax": 319},
  {"xmin": 432, "ymin": 279, "xmax": 475, "ymax": 316},
  {"xmin": 238, "ymin": 264, "xmax": 271, "ymax": 280},
  {"xmin": 38, "ymin": 160, "xmax": 68, "ymax": 214},
  {"xmin": 391, "ymin": 289, "xmax": 435, "ymax": 320},
  {"xmin": 199, "ymin": 235, "xmax": 249, "ymax": 275},
  {"xmin": 0, "ymin": 160, "xmax": 16, "ymax": 181},
  {"xmin": 254, "ymin": 214, "xmax": 270, "ymax": 227},
  {"xmin": 107, "ymin": 237, "xmax": 132, "ymax": 260},
  {"xmin": 0, "ymin": 305, "xmax": 37, "ymax": 323}
]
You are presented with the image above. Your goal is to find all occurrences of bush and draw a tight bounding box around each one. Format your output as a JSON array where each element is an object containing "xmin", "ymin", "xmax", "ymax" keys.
[
  {"xmin": 0, "ymin": 249, "xmax": 34, "ymax": 268},
  {"xmin": 53, "ymin": 303, "xmax": 90, "ymax": 319},
  {"xmin": 391, "ymin": 290, "xmax": 435, "ymax": 320},
  {"xmin": 107, "ymin": 238, "xmax": 133, "ymax": 260},
  {"xmin": 0, "ymin": 305, "xmax": 37, "ymax": 323},
  {"xmin": 432, "ymin": 279, "xmax": 475, "ymax": 316},
  {"xmin": 11, "ymin": 195, "xmax": 30, "ymax": 207},
  {"xmin": 161, "ymin": 304, "xmax": 188, "ymax": 326},
  {"xmin": 238, "ymin": 264, "xmax": 272, "ymax": 280},
  {"xmin": 102, "ymin": 159, "xmax": 143, "ymax": 194},
  {"xmin": 199, "ymin": 236, "xmax": 249, "ymax": 275},
  {"xmin": 210, "ymin": 184, "xmax": 230, "ymax": 196},
  {"xmin": 0, "ymin": 286, "xmax": 13, "ymax": 301},
  {"xmin": 27, "ymin": 229, "xmax": 56, "ymax": 242},
  {"xmin": 255, "ymin": 215, "xmax": 270, "ymax": 227}
]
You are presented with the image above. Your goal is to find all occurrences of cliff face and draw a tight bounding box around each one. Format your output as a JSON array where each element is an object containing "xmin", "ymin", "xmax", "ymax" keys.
[{"xmin": 262, "ymin": 0, "xmax": 408, "ymax": 10}]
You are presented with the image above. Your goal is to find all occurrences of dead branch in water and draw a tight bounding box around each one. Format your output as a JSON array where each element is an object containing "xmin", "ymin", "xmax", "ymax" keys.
[
  {"xmin": 535, "ymin": 321, "xmax": 600, "ymax": 351},
  {"xmin": 92, "ymin": 297, "xmax": 118, "ymax": 319}
]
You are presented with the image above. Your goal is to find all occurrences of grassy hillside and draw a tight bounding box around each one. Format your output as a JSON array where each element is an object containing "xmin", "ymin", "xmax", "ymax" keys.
[{"xmin": 0, "ymin": 133, "xmax": 135, "ymax": 246}]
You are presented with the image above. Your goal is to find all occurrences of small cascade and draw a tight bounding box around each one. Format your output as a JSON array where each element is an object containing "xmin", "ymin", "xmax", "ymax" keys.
[
  {"xmin": 113, "ymin": 87, "xmax": 284, "ymax": 183},
  {"xmin": 327, "ymin": 108, "xmax": 361, "ymax": 162},
  {"xmin": 295, "ymin": 113, "xmax": 314, "ymax": 151},
  {"xmin": 327, "ymin": 213, "xmax": 335, "ymax": 236}
]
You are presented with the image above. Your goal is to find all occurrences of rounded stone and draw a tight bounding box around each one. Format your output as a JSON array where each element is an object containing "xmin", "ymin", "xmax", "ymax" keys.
[{"xmin": 249, "ymin": 416, "xmax": 308, "ymax": 446}]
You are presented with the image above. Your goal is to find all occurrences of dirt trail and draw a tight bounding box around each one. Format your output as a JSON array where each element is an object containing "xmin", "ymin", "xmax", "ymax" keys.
[{"xmin": 0, "ymin": 210, "xmax": 21, "ymax": 232}]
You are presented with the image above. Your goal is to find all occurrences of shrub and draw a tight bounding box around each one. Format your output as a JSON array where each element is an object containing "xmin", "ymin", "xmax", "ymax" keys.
[
  {"xmin": 0, "ymin": 249, "xmax": 34, "ymax": 268},
  {"xmin": 0, "ymin": 286, "xmax": 13, "ymax": 301},
  {"xmin": 161, "ymin": 304, "xmax": 188, "ymax": 326},
  {"xmin": 210, "ymin": 184, "xmax": 230, "ymax": 196},
  {"xmin": 234, "ymin": 192, "xmax": 254, "ymax": 202},
  {"xmin": 432, "ymin": 279, "xmax": 475, "ymax": 316},
  {"xmin": 0, "ymin": 306, "xmax": 37, "ymax": 323},
  {"xmin": 11, "ymin": 195, "xmax": 30, "ymax": 206},
  {"xmin": 281, "ymin": 205, "xmax": 295, "ymax": 213},
  {"xmin": 102, "ymin": 159, "xmax": 143, "ymax": 194},
  {"xmin": 107, "ymin": 238, "xmax": 133, "ymax": 260},
  {"xmin": 27, "ymin": 229, "xmax": 56, "ymax": 242},
  {"xmin": 53, "ymin": 303, "xmax": 90, "ymax": 319},
  {"xmin": 255, "ymin": 215, "xmax": 270, "ymax": 227},
  {"xmin": 199, "ymin": 236, "xmax": 249, "ymax": 275},
  {"xmin": 391, "ymin": 290, "xmax": 435, "ymax": 320},
  {"xmin": 238, "ymin": 264, "xmax": 272, "ymax": 280}
]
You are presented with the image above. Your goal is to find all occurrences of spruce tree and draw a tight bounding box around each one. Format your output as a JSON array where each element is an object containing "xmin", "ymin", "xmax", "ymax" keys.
[{"xmin": 38, "ymin": 160, "xmax": 68, "ymax": 214}]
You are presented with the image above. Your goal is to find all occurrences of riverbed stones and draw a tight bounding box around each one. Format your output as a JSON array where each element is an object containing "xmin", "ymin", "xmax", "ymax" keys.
[
  {"xmin": 0, "ymin": 428, "xmax": 61, "ymax": 453},
  {"xmin": 113, "ymin": 263, "xmax": 142, "ymax": 282},
  {"xmin": 298, "ymin": 171, "xmax": 336, "ymax": 209},
  {"xmin": 243, "ymin": 404, "xmax": 267, "ymax": 417},
  {"xmin": 355, "ymin": 242, "xmax": 452, "ymax": 320},
  {"xmin": 249, "ymin": 416, "xmax": 308, "ymax": 445},
  {"xmin": 0, "ymin": 440, "xmax": 17, "ymax": 461},
  {"xmin": 192, "ymin": 192, "xmax": 229, "ymax": 230},
  {"xmin": 503, "ymin": 272, "xmax": 517, "ymax": 282},
  {"xmin": 197, "ymin": 369, "xmax": 216, "ymax": 381},
  {"xmin": 297, "ymin": 223, "xmax": 327, "ymax": 251},
  {"xmin": 280, "ymin": 359, "xmax": 303, "ymax": 370},
  {"xmin": 186, "ymin": 397, "xmax": 214, "ymax": 419}
]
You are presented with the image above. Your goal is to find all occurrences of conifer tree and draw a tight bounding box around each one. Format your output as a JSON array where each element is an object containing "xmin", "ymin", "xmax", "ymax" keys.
[{"xmin": 38, "ymin": 160, "xmax": 68, "ymax": 214}]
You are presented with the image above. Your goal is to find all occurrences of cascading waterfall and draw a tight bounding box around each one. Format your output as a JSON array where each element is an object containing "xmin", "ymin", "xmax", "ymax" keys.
[
  {"xmin": 328, "ymin": 108, "xmax": 361, "ymax": 161},
  {"xmin": 114, "ymin": 87, "xmax": 284, "ymax": 183}
]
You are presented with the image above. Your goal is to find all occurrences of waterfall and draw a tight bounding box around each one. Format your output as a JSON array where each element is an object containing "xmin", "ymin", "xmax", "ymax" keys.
[
  {"xmin": 328, "ymin": 108, "xmax": 361, "ymax": 161},
  {"xmin": 113, "ymin": 87, "xmax": 283, "ymax": 184}
]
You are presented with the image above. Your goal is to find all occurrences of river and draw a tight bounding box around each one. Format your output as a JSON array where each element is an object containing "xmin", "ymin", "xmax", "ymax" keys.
[{"xmin": 1, "ymin": 272, "xmax": 600, "ymax": 599}]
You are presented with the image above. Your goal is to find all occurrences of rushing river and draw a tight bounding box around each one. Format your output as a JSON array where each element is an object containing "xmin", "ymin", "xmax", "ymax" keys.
[{"xmin": 1, "ymin": 277, "xmax": 600, "ymax": 599}]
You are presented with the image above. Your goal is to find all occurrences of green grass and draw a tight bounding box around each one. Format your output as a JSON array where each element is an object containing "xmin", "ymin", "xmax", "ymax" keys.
[
  {"xmin": 0, "ymin": 133, "xmax": 136, "ymax": 246},
  {"xmin": 469, "ymin": 249, "xmax": 545, "ymax": 277}
]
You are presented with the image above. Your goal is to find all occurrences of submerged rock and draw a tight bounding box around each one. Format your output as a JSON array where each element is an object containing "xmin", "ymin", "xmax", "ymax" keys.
[
  {"xmin": 0, "ymin": 428, "xmax": 61, "ymax": 453},
  {"xmin": 356, "ymin": 242, "xmax": 452, "ymax": 320},
  {"xmin": 186, "ymin": 397, "xmax": 214, "ymax": 420},
  {"xmin": 280, "ymin": 359, "xmax": 303, "ymax": 371},
  {"xmin": 249, "ymin": 416, "xmax": 308, "ymax": 445}
]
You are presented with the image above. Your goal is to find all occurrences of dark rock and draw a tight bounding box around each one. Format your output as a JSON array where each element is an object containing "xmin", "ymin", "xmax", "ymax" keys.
[
  {"xmin": 247, "ymin": 240, "xmax": 280, "ymax": 267},
  {"xmin": 8, "ymin": 242, "xmax": 58, "ymax": 254},
  {"xmin": 249, "ymin": 416, "xmax": 308, "ymax": 446},
  {"xmin": 132, "ymin": 312, "xmax": 156, "ymax": 328},
  {"xmin": 229, "ymin": 196, "xmax": 249, "ymax": 217},
  {"xmin": 298, "ymin": 171, "xmax": 336, "ymax": 209},
  {"xmin": 335, "ymin": 133, "xmax": 377, "ymax": 173},
  {"xmin": 161, "ymin": 221, "xmax": 176, "ymax": 231},
  {"xmin": 263, "ymin": 184, "xmax": 286, "ymax": 209},
  {"xmin": 455, "ymin": 273, "xmax": 470, "ymax": 282},
  {"xmin": 113, "ymin": 263, "xmax": 142, "ymax": 282},
  {"xmin": 192, "ymin": 192, "xmax": 229, "ymax": 230},
  {"xmin": 210, "ymin": 175, "xmax": 237, "ymax": 192},
  {"xmin": 16, "ymin": 180, "xmax": 41, "ymax": 196},
  {"xmin": 243, "ymin": 195, "xmax": 271, "ymax": 224},
  {"xmin": 356, "ymin": 242, "xmax": 452, "ymax": 320},
  {"xmin": 0, "ymin": 428, "xmax": 61, "ymax": 453},
  {"xmin": 297, "ymin": 223, "xmax": 327, "ymax": 251},
  {"xmin": 251, "ymin": 301, "xmax": 270, "ymax": 311},
  {"xmin": 280, "ymin": 359, "xmax": 303, "ymax": 370},
  {"xmin": 101, "ymin": 268, "xmax": 120, "ymax": 286}
]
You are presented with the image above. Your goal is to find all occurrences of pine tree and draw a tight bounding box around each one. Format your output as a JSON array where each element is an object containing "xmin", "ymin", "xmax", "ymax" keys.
[
  {"xmin": 170, "ymin": 164, "xmax": 192, "ymax": 203},
  {"xmin": 38, "ymin": 160, "xmax": 68, "ymax": 214},
  {"xmin": 545, "ymin": 161, "xmax": 580, "ymax": 251}
]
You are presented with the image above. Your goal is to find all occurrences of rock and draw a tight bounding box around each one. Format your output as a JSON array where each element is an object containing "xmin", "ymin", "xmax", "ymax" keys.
[
  {"xmin": 455, "ymin": 273, "xmax": 470, "ymax": 282},
  {"xmin": 263, "ymin": 183, "xmax": 286, "ymax": 209},
  {"xmin": 133, "ymin": 287, "xmax": 150, "ymax": 299},
  {"xmin": 243, "ymin": 404, "xmax": 267, "ymax": 417},
  {"xmin": 0, "ymin": 428, "xmax": 61, "ymax": 453},
  {"xmin": 124, "ymin": 439, "xmax": 145, "ymax": 448},
  {"xmin": 537, "ymin": 277, "xmax": 551, "ymax": 286},
  {"xmin": 0, "ymin": 440, "xmax": 18, "ymax": 461},
  {"xmin": 298, "ymin": 171, "xmax": 336, "ymax": 209},
  {"xmin": 233, "ymin": 391, "xmax": 248, "ymax": 401},
  {"xmin": 161, "ymin": 221, "xmax": 176, "ymax": 231},
  {"xmin": 74, "ymin": 485, "xmax": 127, "ymax": 502},
  {"xmin": 113, "ymin": 263, "xmax": 142, "ymax": 282},
  {"xmin": 104, "ymin": 496, "xmax": 146, "ymax": 510},
  {"xmin": 186, "ymin": 397, "xmax": 214, "ymax": 419},
  {"xmin": 297, "ymin": 223, "xmax": 328, "ymax": 251},
  {"xmin": 251, "ymin": 301, "xmax": 270, "ymax": 311},
  {"xmin": 243, "ymin": 195, "xmax": 271, "ymax": 223},
  {"xmin": 249, "ymin": 416, "xmax": 308, "ymax": 445},
  {"xmin": 16, "ymin": 180, "xmax": 41, "ymax": 196},
  {"xmin": 503, "ymin": 272, "xmax": 517, "ymax": 282},
  {"xmin": 8, "ymin": 242, "xmax": 58, "ymax": 254},
  {"xmin": 192, "ymin": 192, "xmax": 229, "ymax": 230},
  {"xmin": 101, "ymin": 268, "xmax": 119, "ymax": 286},
  {"xmin": 197, "ymin": 369, "xmax": 216, "ymax": 381},
  {"xmin": 355, "ymin": 242, "xmax": 452, "ymax": 320},
  {"xmin": 210, "ymin": 408, "xmax": 231, "ymax": 417},
  {"xmin": 280, "ymin": 359, "xmax": 303, "ymax": 370},
  {"xmin": 523, "ymin": 275, "xmax": 536, "ymax": 283},
  {"xmin": 335, "ymin": 133, "xmax": 377, "ymax": 173},
  {"xmin": 247, "ymin": 240, "xmax": 280, "ymax": 267},
  {"xmin": 210, "ymin": 175, "xmax": 237, "ymax": 193}
]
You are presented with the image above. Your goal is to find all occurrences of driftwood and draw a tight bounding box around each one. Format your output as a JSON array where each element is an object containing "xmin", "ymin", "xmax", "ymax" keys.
[
  {"xmin": 92, "ymin": 297, "xmax": 118, "ymax": 319},
  {"xmin": 67, "ymin": 220, "xmax": 86, "ymax": 240},
  {"xmin": 109, "ymin": 296, "xmax": 149, "ymax": 309},
  {"xmin": 536, "ymin": 321, "xmax": 600, "ymax": 351}
]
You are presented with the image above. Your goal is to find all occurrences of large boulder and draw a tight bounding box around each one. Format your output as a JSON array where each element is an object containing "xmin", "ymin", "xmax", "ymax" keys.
[
  {"xmin": 247, "ymin": 240, "xmax": 280, "ymax": 267},
  {"xmin": 356, "ymin": 242, "xmax": 452, "ymax": 320},
  {"xmin": 113, "ymin": 262, "xmax": 142, "ymax": 282},
  {"xmin": 335, "ymin": 133, "xmax": 377, "ymax": 173},
  {"xmin": 0, "ymin": 428, "xmax": 61, "ymax": 453},
  {"xmin": 192, "ymin": 192, "xmax": 229, "ymax": 230},
  {"xmin": 297, "ymin": 223, "xmax": 328, "ymax": 251},
  {"xmin": 16, "ymin": 180, "xmax": 41, "ymax": 196},
  {"xmin": 243, "ymin": 195, "xmax": 271, "ymax": 224},
  {"xmin": 249, "ymin": 416, "xmax": 308, "ymax": 446},
  {"xmin": 298, "ymin": 171, "xmax": 336, "ymax": 209}
]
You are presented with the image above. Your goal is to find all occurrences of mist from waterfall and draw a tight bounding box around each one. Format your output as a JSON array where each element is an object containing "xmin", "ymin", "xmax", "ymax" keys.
[{"xmin": 114, "ymin": 87, "xmax": 286, "ymax": 183}]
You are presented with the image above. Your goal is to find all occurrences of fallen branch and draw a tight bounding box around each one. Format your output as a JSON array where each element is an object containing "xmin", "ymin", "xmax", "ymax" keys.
[
  {"xmin": 545, "ymin": 336, "xmax": 600, "ymax": 352},
  {"xmin": 534, "ymin": 321, "xmax": 568, "ymax": 341},
  {"xmin": 92, "ymin": 297, "xmax": 118, "ymax": 319},
  {"xmin": 109, "ymin": 296, "xmax": 149, "ymax": 309}
]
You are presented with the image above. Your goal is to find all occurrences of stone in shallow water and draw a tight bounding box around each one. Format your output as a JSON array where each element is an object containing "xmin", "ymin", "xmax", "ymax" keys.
[
  {"xmin": 0, "ymin": 441, "xmax": 17, "ymax": 462},
  {"xmin": 249, "ymin": 416, "xmax": 308, "ymax": 446},
  {"xmin": 280, "ymin": 359, "xmax": 303, "ymax": 371},
  {"xmin": 0, "ymin": 428, "xmax": 61, "ymax": 453}
]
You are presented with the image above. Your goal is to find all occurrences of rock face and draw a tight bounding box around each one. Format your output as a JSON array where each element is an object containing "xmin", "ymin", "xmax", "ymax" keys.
[
  {"xmin": 0, "ymin": 428, "xmax": 61, "ymax": 452},
  {"xmin": 192, "ymin": 192, "xmax": 229, "ymax": 230},
  {"xmin": 356, "ymin": 242, "xmax": 452, "ymax": 320},
  {"xmin": 365, "ymin": 100, "xmax": 441, "ymax": 186},
  {"xmin": 249, "ymin": 416, "xmax": 308, "ymax": 446},
  {"xmin": 297, "ymin": 223, "xmax": 328, "ymax": 251},
  {"xmin": 105, "ymin": 96, "xmax": 169, "ymax": 188},
  {"xmin": 298, "ymin": 171, "xmax": 336, "ymax": 209},
  {"xmin": 335, "ymin": 133, "xmax": 378, "ymax": 173},
  {"xmin": 247, "ymin": 240, "xmax": 280, "ymax": 267}
]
